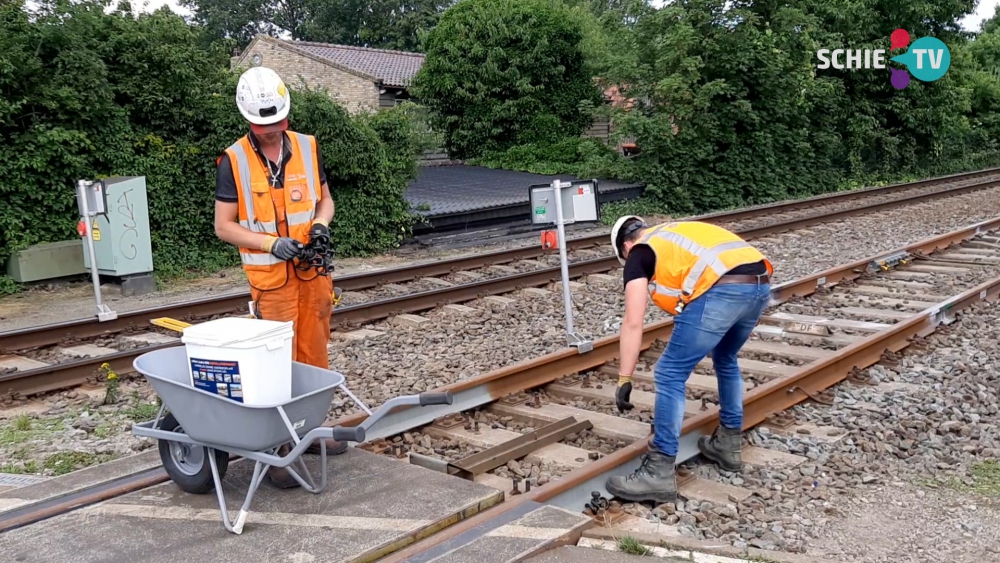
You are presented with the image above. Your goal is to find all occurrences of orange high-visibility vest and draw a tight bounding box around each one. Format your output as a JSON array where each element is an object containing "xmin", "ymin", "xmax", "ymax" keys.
[
  {"xmin": 636, "ymin": 221, "xmax": 773, "ymax": 315},
  {"xmin": 221, "ymin": 131, "xmax": 323, "ymax": 291}
]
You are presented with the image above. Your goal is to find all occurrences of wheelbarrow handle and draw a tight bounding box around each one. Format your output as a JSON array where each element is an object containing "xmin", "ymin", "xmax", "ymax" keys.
[
  {"xmin": 330, "ymin": 426, "xmax": 366, "ymax": 443},
  {"xmin": 419, "ymin": 391, "xmax": 454, "ymax": 406}
]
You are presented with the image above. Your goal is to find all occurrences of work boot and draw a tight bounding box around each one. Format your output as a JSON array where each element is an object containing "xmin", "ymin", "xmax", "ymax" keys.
[
  {"xmin": 698, "ymin": 424, "xmax": 743, "ymax": 472},
  {"xmin": 306, "ymin": 438, "xmax": 348, "ymax": 456},
  {"xmin": 605, "ymin": 450, "xmax": 677, "ymax": 504},
  {"xmin": 267, "ymin": 443, "xmax": 301, "ymax": 489}
]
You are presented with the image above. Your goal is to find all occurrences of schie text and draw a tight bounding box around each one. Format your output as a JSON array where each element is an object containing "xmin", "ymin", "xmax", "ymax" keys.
[{"xmin": 815, "ymin": 49, "xmax": 887, "ymax": 70}]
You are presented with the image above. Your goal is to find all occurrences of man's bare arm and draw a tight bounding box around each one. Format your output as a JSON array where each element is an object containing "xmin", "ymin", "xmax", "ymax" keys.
[
  {"xmin": 619, "ymin": 277, "xmax": 650, "ymax": 376},
  {"xmin": 214, "ymin": 200, "xmax": 272, "ymax": 250},
  {"xmin": 314, "ymin": 181, "xmax": 334, "ymax": 224}
]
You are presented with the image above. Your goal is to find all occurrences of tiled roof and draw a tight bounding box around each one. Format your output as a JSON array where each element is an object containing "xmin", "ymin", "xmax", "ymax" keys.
[{"xmin": 280, "ymin": 39, "xmax": 425, "ymax": 88}]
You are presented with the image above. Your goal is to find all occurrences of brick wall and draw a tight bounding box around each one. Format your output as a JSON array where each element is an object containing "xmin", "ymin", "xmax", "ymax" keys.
[{"xmin": 233, "ymin": 40, "xmax": 379, "ymax": 115}]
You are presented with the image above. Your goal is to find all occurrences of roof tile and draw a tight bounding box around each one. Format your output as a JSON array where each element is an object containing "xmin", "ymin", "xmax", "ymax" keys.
[{"xmin": 281, "ymin": 39, "xmax": 425, "ymax": 88}]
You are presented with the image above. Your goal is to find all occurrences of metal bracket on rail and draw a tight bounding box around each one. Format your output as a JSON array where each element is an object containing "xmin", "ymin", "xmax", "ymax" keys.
[
  {"xmin": 567, "ymin": 332, "xmax": 593, "ymax": 353},
  {"xmin": 867, "ymin": 251, "xmax": 910, "ymax": 273},
  {"xmin": 928, "ymin": 305, "xmax": 957, "ymax": 326}
]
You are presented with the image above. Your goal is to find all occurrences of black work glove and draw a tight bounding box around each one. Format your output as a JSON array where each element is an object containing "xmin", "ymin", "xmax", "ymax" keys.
[
  {"xmin": 267, "ymin": 237, "xmax": 304, "ymax": 261},
  {"xmin": 309, "ymin": 221, "xmax": 330, "ymax": 245},
  {"xmin": 615, "ymin": 382, "xmax": 634, "ymax": 413}
]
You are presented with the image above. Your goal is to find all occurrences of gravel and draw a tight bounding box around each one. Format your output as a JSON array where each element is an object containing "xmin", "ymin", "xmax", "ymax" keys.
[{"xmin": 0, "ymin": 379, "xmax": 158, "ymax": 476}]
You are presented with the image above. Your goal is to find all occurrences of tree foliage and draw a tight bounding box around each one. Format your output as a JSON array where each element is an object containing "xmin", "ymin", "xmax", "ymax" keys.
[
  {"xmin": 593, "ymin": 0, "xmax": 1000, "ymax": 216},
  {"xmin": 0, "ymin": 0, "xmax": 417, "ymax": 290},
  {"xmin": 411, "ymin": 0, "xmax": 604, "ymax": 160},
  {"xmin": 181, "ymin": 0, "xmax": 447, "ymax": 51}
]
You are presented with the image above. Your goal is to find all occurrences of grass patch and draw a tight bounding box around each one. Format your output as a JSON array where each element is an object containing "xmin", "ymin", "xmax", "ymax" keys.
[
  {"xmin": 123, "ymin": 402, "xmax": 160, "ymax": 422},
  {"xmin": 617, "ymin": 535, "xmax": 653, "ymax": 556},
  {"xmin": 93, "ymin": 424, "xmax": 114, "ymax": 439},
  {"xmin": 745, "ymin": 555, "xmax": 780, "ymax": 563},
  {"xmin": 13, "ymin": 415, "xmax": 31, "ymax": 431},
  {"xmin": 42, "ymin": 451, "xmax": 114, "ymax": 476},
  {"xmin": 0, "ymin": 460, "xmax": 40, "ymax": 475},
  {"xmin": 0, "ymin": 416, "xmax": 63, "ymax": 447},
  {"xmin": 121, "ymin": 392, "xmax": 161, "ymax": 423},
  {"xmin": 924, "ymin": 461, "xmax": 1000, "ymax": 498}
]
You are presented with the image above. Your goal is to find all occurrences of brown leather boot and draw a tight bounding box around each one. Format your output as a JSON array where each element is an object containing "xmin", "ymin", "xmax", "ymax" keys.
[
  {"xmin": 306, "ymin": 438, "xmax": 348, "ymax": 456},
  {"xmin": 267, "ymin": 444, "xmax": 301, "ymax": 489}
]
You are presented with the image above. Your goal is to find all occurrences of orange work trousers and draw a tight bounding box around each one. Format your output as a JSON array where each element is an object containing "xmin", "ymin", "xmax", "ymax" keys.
[{"xmin": 250, "ymin": 272, "xmax": 332, "ymax": 369}]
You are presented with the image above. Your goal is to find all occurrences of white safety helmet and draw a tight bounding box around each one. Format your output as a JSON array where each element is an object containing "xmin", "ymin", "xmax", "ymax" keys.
[
  {"xmin": 236, "ymin": 66, "xmax": 290, "ymax": 129},
  {"xmin": 611, "ymin": 215, "xmax": 647, "ymax": 265}
]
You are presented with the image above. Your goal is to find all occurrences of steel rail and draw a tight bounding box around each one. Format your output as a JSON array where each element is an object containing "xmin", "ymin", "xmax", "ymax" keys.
[
  {"xmin": 2, "ymin": 167, "xmax": 997, "ymax": 352},
  {"xmin": 3, "ymin": 216, "xmax": 999, "ymax": 539},
  {"xmin": 3, "ymin": 177, "xmax": 999, "ymax": 398}
]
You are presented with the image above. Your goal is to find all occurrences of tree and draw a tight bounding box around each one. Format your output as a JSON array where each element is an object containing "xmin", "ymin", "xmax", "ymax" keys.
[
  {"xmin": 412, "ymin": 0, "xmax": 604, "ymax": 159},
  {"xmin": 181, "ymin": 0, "xmax": 446, "ymax": 51}
]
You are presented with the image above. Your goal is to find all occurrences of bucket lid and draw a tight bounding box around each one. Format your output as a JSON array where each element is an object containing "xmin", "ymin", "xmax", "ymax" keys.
[{"xmin": 181, "ymin": 317, "xmax": 293, "ymax": 347}]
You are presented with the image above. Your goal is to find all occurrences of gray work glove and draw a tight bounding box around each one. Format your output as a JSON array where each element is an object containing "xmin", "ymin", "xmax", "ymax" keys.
[{"xmin": 263, "ymin": 237, "xmax": 304, "ymax": 261}]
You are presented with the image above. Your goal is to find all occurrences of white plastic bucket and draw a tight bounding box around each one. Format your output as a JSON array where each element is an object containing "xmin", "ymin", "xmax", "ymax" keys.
[{"xmin": 180, "ymin": 317, "xmax": 294, "ymax": 406}]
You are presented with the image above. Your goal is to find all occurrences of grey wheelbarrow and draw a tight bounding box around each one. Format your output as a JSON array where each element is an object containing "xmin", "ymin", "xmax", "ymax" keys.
[{"xmin": 130, "ymin": 346, "xmax": 453, "ymax": 535}]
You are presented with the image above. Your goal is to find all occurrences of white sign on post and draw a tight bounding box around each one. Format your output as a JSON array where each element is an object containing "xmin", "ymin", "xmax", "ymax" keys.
[{"xmin": 528, "ymin": 179, "xmax": 601, "ymax": 352}]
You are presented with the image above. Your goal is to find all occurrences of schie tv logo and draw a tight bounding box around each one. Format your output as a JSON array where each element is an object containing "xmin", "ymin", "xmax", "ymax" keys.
[{"xmin": 815, "ymin": 29, "xmax": 951, "ymax": 90}]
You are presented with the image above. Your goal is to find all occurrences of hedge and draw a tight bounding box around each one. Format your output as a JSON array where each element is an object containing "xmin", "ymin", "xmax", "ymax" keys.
[{"xmin": 0, "ymin": 0, "xmax": 418, "ymax": 294}]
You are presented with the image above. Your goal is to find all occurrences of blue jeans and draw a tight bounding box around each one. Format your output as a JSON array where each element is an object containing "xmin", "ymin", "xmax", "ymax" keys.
[{"xmin": 650, "ymin": 281, "xmax": 771, "ymax": 457}]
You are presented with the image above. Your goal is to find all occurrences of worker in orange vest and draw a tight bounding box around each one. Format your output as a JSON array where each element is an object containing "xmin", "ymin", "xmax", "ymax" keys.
[
  {"xmin": 214, "ymin": 66, "xmax": 346, "ymax": 488},
  {"xmin": 605, "ymin": 217, "xmax": 774, "ymax": 504}
]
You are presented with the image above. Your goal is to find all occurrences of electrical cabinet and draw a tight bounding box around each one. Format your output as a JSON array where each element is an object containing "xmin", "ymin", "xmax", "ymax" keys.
[{"xmin": 81, "ymin": 176, "xmax": 155, "ymax": 277}]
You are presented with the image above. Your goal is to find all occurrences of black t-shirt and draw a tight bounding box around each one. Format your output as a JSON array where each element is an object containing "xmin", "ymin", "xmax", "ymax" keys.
[
  {"xmin": 622, "ymin": 244, "xmax": 767, "ymax": 290},
  {"xmin": 215, "ymin": 131, "xmax": 328, "ymax": 203}
]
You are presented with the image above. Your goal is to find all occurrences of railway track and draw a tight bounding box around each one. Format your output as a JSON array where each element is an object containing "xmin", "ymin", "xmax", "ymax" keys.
[
  {"xmin": 2, "ymin": 167, "xmax": 1000, "ymax": 402},
  {"xmin": 5, "ymin": 216, "xmax": 1000, "ymax": 557}
]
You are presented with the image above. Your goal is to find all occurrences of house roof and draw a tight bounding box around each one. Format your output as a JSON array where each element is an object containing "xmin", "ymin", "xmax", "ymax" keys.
[{"xmin": 277, "ymin": 39, "xmax": 426, "ymax": 88}]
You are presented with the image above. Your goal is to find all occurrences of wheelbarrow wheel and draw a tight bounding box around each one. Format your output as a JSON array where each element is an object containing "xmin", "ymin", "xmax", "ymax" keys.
[{"xmin": 157, "ymin": 412, "xmax": 229, "ymax": 495}]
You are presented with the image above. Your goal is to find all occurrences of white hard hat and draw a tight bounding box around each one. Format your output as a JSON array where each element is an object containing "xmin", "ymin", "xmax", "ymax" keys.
[
  {"xmin": 236, "ymin": 67, "xmax": 290, "ymax": 129},
  {"xmin": 611, "ymin": 215, "xmax": 646, "ymax": 265}
]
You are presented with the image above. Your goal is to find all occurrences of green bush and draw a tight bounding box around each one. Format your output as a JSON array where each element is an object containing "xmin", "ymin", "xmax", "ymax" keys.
[
  {"xmin": 471, "ymin": 136, "xmax": 636, "ymax": 180},
  {"xmin": 412, "ymin": 0, "xmax": 603, "ymax": 160},
  {"xmin": 0, "ymin": 0, "xmax": 416, "ymax": 293}
]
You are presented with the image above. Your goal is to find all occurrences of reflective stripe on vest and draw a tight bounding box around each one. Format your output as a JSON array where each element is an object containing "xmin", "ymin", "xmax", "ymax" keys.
[
  {"xmin": 640, "ymin": 229, "xmax": 758, "ymax": 296},
  {"xmin": 228, "ymin": 136, "xmax": 319, "ymax": 233},
  {"xmin": 683, "ymin": 239, "xmax": 757, "ymax": 295},
  {"xmin": 291, "ymin": 132, "xmax": 319, "ymax": 205}
]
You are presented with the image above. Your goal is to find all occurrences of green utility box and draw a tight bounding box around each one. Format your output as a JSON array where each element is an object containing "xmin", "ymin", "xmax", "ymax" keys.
[
  {"xmin": 82, "ymin": 176, "xmax": 155, "ymax": 277},
  {"xmin": 5, "ymin": 240, "xmax": 88, "ymax": 282}
]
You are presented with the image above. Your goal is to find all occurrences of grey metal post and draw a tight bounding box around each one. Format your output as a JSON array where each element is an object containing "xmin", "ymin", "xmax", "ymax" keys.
[
  {"xmin": 77, "ymin": 180, "xmax": 117, "ymax": 322},
  {"xmin": 551, "ymin": 180, "xmax": 592, "ymax": 352},
  {"xmin": 552, "ymin": 179, "xmax": 575, "ymax": 337}
]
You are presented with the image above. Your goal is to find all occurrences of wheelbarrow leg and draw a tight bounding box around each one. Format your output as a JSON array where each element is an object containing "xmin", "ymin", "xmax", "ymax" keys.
[
  {"xmin": 277, "ymin": 440, "xmax": 329, "ymax": 494},
  {"xmin": 208, "ymin": 451, "xmax": 269, "ymax": 535}
]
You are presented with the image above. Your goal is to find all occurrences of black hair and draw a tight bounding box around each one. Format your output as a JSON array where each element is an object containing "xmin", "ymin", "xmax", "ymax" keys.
[{"xmin": 616, "ymin": 218, "xmax": 647, "ymax": 256}]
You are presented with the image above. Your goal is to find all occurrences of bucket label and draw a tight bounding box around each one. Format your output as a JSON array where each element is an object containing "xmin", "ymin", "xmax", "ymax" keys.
[{"xmin": 190, "ymin": 358, "xmax": 243, "ymax": 403}]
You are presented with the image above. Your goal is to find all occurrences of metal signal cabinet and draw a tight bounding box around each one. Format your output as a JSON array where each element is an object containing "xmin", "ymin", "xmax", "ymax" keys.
[{"xmin": 81, "ymin": 176, "xmax": 155, "ymax": 277}]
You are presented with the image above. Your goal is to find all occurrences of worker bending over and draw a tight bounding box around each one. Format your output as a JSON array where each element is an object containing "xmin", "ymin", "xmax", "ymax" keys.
[
  {"xmin": 605, "ymin": 217, "xmax": 773, "ymax": 503},
  {"xmin": 214, "ymin": 67, "xmax": 346, "ymax": 487}
]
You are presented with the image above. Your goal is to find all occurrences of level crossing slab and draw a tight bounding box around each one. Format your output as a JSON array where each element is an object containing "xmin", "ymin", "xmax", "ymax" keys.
[{"xmin": 0, "ymin": 448, "xmax": 503, "ymax": 563}]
